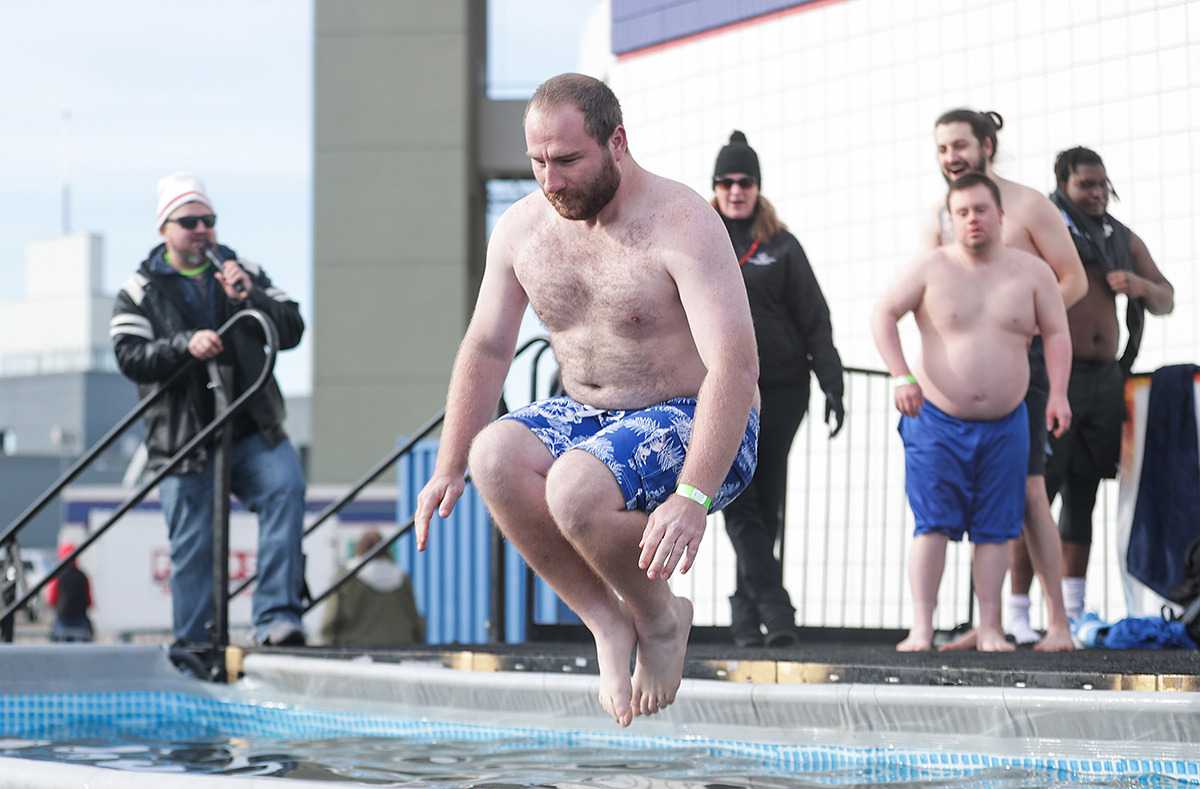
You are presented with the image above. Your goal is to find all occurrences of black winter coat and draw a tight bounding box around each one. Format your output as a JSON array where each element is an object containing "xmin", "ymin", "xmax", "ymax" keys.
[
  {"xmin": 110, "ymin": 243, "xmax": 304, "ymax": 474},
  {"xmin": 724, "ymin": 216, "xmax": 843, "ymax": 396}
]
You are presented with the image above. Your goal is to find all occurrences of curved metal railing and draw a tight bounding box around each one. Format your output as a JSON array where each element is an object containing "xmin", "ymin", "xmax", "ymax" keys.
[{"xmin": 0, "ymin": 310, "xmax": 279, "ymax": 639}]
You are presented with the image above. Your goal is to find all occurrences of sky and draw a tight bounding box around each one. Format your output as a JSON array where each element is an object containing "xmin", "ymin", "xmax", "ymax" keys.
[{"xmin": 0, "ymin": 1, "xmax": 599, "ymax": 395}]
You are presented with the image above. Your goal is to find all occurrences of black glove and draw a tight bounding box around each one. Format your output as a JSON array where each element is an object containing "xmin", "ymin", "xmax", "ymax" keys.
[{"xmin": 825, "ymin": 395, "xmax": 845, "ymax": 438}]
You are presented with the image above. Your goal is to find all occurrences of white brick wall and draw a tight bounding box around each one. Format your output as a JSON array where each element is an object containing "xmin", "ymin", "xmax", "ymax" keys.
[{"xmin": 610, "ymin": 0, "xmax": 1200, "ymax": 633}]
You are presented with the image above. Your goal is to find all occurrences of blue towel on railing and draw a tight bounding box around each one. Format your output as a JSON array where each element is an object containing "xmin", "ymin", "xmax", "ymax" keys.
[{"xmin": 1127, "ymin": 364, "xmax": 1200, "ymax": 599}]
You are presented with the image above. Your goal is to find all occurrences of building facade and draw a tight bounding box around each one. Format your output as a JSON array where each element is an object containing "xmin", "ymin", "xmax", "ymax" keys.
[{"xmin": 603, "ymin": 0, "xmax": 1200, "ymax": 629}]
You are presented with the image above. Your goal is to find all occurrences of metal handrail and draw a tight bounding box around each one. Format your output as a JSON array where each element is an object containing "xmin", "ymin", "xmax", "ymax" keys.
[
  {"xmin": 291, "ymin": 335, "xmax": 557, "ymax": 641},
  {"xmin": 5, "ymin": 330, "xmax": 560, "ymax": 648},
  {"xmin": 0, "ymin": 309, "xmax": 279, "ymax": 633},
  {"xmin": 228, "ymin": 408, "xmax": 446, "ymax": 601}
]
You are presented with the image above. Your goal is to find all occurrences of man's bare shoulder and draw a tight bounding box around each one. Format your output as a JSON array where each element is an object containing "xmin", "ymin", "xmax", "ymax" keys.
[
  {"xmin": 995, "ymin": 176, "xmax": 1055, "ymax": 214},
  {"xmin": 920, "ymin": 198, "xmax": 945, "ymax": 227},
  {"xmin": 914, "ymin": 244, "xmax": 955, "ymax": 268},
  {"xmin": 489, "ymin": 190, "xmax": 558, "ymax": 253},
  {"xmin": 919, "ymin": 198, "xmax": 949, "ymax": 249},
  {"xmin": 636, "ymin": 171, "xmax": 727, "ymax": 244},
  {"xmin": 1002, "ymin": 245, "xmax": 1059, "ymax": 280},
  {"xmin": 643, "ymin": 171, "xmax": 716, "ymax": 217},
  {"xmin": 498, "ymin": 190, "xmax": 552, "ymax": 229}
]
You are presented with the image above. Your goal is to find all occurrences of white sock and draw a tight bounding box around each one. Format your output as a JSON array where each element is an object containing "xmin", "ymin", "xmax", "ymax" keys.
[
  {"xmin": 1005, "ymin": 593, "xmax": 1040, "ymax": 644},
  {"xmin": 1063, "ymin": 577, "xmax": 1086, "ymax": 623}
]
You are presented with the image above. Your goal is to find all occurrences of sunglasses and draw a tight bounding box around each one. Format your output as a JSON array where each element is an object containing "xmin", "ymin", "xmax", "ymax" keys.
[
  {"xmin": 714, "ymin": 177, "xmax": 757, "ymax": 190},
  {"xmin": 166, "ymin": 214, "xmax": 217, "ymax": 230}
]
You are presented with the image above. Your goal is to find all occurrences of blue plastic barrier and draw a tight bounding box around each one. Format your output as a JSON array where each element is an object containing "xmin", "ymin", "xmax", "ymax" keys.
[{"xmin": 396, "ymin": 437, "xmax": 577, "ymax": 644}]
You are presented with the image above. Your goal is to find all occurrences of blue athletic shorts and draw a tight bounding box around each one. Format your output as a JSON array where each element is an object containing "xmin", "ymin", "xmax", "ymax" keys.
[
  {"xmin": 899, "ymin": 401, "xmax": 1028, "ymax": 544},
  {"xmin": 499, "ymin": 396, "xmax": 759, "ymax": 514}
]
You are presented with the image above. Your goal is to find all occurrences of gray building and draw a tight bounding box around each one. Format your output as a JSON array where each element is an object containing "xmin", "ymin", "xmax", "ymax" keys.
[
  {"xmin": 0, "ymin": 235, "xmax": 140, "ymax": 548},
  {"xmin": 310, "ymin": 1, "xmax": 535, "ymax": 483},
  {"xmin": 0, "ymin": 373, "xmax": 137, "ymax": 548}
]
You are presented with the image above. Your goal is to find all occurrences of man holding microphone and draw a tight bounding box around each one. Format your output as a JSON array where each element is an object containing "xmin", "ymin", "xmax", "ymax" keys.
[{"xmin": 110, "ymin": 172, "xmax": 308, "ymax": 648}]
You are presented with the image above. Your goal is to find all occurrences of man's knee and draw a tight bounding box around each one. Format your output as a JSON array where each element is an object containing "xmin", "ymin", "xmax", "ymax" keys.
[
  {"xmin": 468, "ymin": 420, "xmax": 548, "ymax": 495},
  {"xmin": 544, "ymin": 450, "xmax": 623, "ymax": 538}
]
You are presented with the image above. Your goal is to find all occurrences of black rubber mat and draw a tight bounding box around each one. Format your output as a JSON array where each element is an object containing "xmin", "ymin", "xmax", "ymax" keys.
[{"xmin": 250, "ymin": 624, "xmax": 1200, "ymax": 691}]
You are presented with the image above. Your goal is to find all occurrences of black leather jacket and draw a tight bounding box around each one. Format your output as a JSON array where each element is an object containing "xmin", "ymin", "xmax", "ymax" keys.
[{"xmin": 110, "ymin": 243, "xmax": 304, "ymax": 474}]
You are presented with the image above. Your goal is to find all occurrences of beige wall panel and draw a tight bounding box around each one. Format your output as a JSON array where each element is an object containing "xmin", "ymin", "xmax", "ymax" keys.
[
  {"xmin": 313, "ymin": 381, "xmax": 456, "ymax": 483},
  {"xmin": 313, "ymin": 153, "xmax": 468, "ymax": 264},
  {"xmin": 312, "ymin": 0, "xmax": 479, "ymax": 482},
  {"xmin": 315, "ymin": 1, "xmax": 468, "ymax": 33},
  {"xmin": 311, "ymin": 264, "xmax": 465, "ymax": 384},
  {"xmin": 315, "ymin": 34, "xmax": 468, "ymax": 149}
]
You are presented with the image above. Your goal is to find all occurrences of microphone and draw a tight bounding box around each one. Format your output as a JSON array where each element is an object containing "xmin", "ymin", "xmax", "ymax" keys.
[{"xmin": 202, "ymin": 243, "xmax": 245, "ymax": 294}]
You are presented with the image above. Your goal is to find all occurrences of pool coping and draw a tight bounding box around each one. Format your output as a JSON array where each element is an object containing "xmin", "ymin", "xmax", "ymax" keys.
[
  {"xmin": 2, "ymin": 644, "xmax": 1199, "ymax": 787},
  {"xmin": 236, "ymin": 651, "xmax": 1200, "ymax": 761}
]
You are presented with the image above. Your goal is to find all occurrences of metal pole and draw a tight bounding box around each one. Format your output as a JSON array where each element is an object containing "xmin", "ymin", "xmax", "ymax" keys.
[
  {"xmin": 206, "ymin": 361, "xmax": 233, "ymax": 680},
  {"xmin": 489, "ymin": 523, "xmax": 504, "ymax": 643}
]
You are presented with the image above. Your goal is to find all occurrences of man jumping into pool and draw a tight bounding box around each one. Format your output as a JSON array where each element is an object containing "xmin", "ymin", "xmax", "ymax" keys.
[{"xmin": 414, "ymin": 73, "xmax": 760, "ymax": 727}]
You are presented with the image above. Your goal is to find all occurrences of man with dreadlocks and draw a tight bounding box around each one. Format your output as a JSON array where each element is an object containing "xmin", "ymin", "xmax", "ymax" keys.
[{"xmin": 1009, "ymin": 146, "xmax": 1174, "ymax": 625}]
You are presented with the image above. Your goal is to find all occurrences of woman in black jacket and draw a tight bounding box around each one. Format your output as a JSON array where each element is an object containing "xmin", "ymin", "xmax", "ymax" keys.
[{"xmin": 712, "ymin": 131, "xmax": 845, "ymax": 647}]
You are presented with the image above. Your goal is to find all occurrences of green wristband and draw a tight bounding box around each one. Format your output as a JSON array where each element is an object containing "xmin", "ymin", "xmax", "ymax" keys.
[
  {"xmin": 893, "ymin": 375, "xmax": 917, "ymax": 388},
  {"xmin": 676, "ymin": 483, "xmax": 713, "ymax": 509}
]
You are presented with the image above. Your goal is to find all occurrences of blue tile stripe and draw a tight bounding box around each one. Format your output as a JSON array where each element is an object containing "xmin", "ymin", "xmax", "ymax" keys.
[{"xmin": 2, "ymin": 691, "xmax": 1199, "ymax": 781}]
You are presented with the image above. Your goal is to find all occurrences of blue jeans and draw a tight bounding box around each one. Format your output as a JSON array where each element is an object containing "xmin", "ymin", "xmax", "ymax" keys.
[{"xmin": 158, "ymin": 433, "xmax": 307, "ymax": 644}]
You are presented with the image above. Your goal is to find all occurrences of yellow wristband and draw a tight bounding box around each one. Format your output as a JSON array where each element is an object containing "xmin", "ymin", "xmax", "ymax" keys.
[
  {"xmin": 676, "ymin": 483, "xmax": 713, "ymax": 509},
  {"xmin": 893, "ymin": 375, "xmax": 917, "ymax": 388}
]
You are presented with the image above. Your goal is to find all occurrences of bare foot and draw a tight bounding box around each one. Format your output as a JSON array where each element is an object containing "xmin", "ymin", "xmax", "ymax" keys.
[
  {"xmin": 977, "ymin": 627, "xmax": 1015, "ymax": 652},
  {"xmin": 1034, "ymin": 625, "xmax": 1075, "ymax": 652},
  {"xmin": 938, "ymin": 627, "xmax": 977, "ymax": 652},
  {"xmin": 590, "ymin": 604, "xmax": 638, "ymax": 727},
  {"xmin": 897, "ymin": 628, "xmax": 933, "ymax": 651},
  {"xmin": 630, "ymin": 595, "xmax": 693, "ymax": 718}
]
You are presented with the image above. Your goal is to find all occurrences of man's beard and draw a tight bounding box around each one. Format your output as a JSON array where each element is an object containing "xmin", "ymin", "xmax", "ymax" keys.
[
  {"xmin": 545, "ymin": 153, "xmax": 621, "ymax": 220},
  {"xmin": 179, "ymin": 249, "xmax": 205, "ymax": 267},
  {"xmin": 942, "ymin": 151, "xmax": 988, "ymax": 184}
]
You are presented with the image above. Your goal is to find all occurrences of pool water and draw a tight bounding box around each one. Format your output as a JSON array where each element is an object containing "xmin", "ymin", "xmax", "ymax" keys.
[
  {"xmin": 4, "ymin": 733, "xmax": 1198, "ymax": 787},
  {"xmin": 2, "ymin": 692, "xmax": 1198, "ymax": 787}
]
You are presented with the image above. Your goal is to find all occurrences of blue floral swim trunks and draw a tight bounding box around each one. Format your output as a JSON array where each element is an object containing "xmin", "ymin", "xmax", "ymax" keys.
[{"xmin": 499, "ymin": 396, "xmax": 759, "ymax": 514}]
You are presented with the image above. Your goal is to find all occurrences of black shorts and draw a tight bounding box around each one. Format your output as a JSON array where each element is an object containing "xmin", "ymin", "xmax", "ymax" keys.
[
  {"xmin": 1024, "ymin": 337, "xmax": 1049, "ymax": 477},
  {"xmin": 1045, "ymin": 358, "xmax": 1125, "ymax": 484}
]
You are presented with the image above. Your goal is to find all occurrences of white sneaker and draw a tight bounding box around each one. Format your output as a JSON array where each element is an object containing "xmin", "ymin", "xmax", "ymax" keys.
[
  {"xmin": 1004, "ymin": 621, "xmax": 1041, "ymax": 645},
  {"xmin": 260, "ymin": 622, "xmax": 306, "ymax": 646}
]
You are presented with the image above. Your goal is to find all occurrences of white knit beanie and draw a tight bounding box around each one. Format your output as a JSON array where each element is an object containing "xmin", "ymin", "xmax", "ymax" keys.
[{"xmin": 155, "ymin": 172, "xmax": 214, "ymax": 229}]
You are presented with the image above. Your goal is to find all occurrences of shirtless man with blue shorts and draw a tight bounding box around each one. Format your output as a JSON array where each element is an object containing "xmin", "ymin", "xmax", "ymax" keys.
[
  {"xmin": 414, "ymin": 74, "xmax": 760, "ymax": 727},
  {"xmin": 920, "ymin": 109, "xmax": 1085, "ymax": 652},
  {"xmin": 873, "ymin": 173, "xmax": 1072, "ymax": 652}
]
